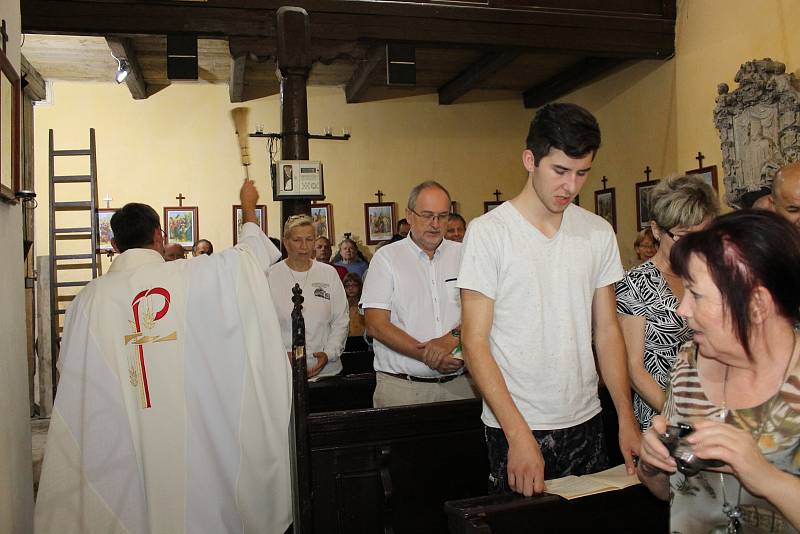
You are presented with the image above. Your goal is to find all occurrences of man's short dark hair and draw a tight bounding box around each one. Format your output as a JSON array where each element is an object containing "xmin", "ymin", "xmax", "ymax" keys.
[
  {"xmin": 526, "ymin": 103, "xmax": 601, "ymax": 165},
  {"xmin": 193, "ymin": 239, "xmax": 214, "ymax": 255},
  {"xmin": 110, "ymin": 203, "xmax": 160, "ymax": 253},
  {"xmin": 397, "ymin": 218, "xmax": 409, "ymax": 230},
  {"xmin": 448, "ymin": 213, "xmax": 466, "ymax": 226}
]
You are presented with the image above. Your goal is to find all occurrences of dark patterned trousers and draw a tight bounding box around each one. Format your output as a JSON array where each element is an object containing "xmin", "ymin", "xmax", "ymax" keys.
[{"xmin": 485, "ymin": 412, "xmax": 609, "ymax": 494}]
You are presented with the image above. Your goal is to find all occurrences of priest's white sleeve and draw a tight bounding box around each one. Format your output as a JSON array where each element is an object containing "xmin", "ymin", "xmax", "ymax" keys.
[{"xmin": 235, "ymin": 221, "xmax": 281, "ymax": 273}]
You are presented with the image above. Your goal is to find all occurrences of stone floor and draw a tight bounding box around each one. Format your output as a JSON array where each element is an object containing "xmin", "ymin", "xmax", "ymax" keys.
[{"xmin": 31, "ymin": 417, "xmax": 50, "ymax": 495}]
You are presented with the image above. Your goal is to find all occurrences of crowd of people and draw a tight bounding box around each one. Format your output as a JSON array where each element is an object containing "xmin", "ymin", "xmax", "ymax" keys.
[{"xmin": 35, "ymin": 102, "xmax": 800, "ymax": 533}]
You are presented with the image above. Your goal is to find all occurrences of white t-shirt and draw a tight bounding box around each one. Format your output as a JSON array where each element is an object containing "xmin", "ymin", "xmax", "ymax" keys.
[
  {"xmin": 360, "ymin": 236, "xmax": 463, "ymax": 378},
  {"xmin": 457, "ymin": 202, "xmax": 624, "ymax": 430},
  {"xmin": 268, "ymin": 260, "xmax": 349, "ymax": 377}
]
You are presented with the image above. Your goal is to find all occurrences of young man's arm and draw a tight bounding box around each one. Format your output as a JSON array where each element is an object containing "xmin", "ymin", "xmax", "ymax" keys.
[
  {"xmin": 461, "ymin": 289, "xmax": 545, "ymax": 496},
  {"xmin": 592, "ymin": 284, "xmax": 641, "ymax": 474}
]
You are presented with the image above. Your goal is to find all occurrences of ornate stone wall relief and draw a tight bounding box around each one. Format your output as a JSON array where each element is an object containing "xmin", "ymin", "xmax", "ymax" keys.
[{"xmin": 713, "ymin": 58, "xmax": 800, "ymax": 207}]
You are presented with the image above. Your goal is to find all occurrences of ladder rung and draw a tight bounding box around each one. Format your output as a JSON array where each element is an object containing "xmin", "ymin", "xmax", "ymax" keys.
[
  {"xmin": 56, "ymin": 281, "xmax": 89, "ymax": 287},
  {"xmin": 54, "ymin": 227, "xmax": 93, "ymax": 234},
  {"xmin": 52, "ymin": 149, "xmax": 91, "ymax": 156},
  {"xmin": 55, "ymin": 233, "xmax": 92, "ymax": 240},
  {"xmin": 56, "ymin": 262, "xmax": 93, "ymax": 270},
  {"xmin": 52, "ymin": 175, "xmax": 92, "ymax": 183},
  {"xmin": 55, "ymin": 254, "xmax": 94, "ymax": 260},
  {"xmin": 54, "ymin": 201, "xmax": 92, "ymax": 211},
  {"xmin": 57, "ymin": 295, "xmax": 76, "ymax": 302}
]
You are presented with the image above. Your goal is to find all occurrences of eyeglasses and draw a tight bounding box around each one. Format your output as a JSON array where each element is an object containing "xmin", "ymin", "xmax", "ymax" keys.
[
  {"xmin": 409, "ymin": 208, "xmax": 451, "ymax": 223},
  {"xmin": 662, "ymin": 228, "xmax": 685, "ymax": 241}
]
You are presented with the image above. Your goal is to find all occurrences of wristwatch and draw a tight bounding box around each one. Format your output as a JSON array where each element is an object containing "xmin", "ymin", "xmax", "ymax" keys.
[{"xmin": 450, "ymin": 328, "xmax": 461, "ymax": 338}]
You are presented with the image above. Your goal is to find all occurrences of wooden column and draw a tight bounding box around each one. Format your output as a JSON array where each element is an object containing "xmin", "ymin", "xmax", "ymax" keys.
[
  {"xmin": 277, "ymin": 6, "xmax": 311, "ymax": 227},
  {"xmin": 276, "ymin": 7, "xmax": 313, "ymax": 533}
]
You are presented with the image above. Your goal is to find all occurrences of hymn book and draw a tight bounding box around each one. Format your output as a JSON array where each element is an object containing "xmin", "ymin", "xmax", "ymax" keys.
[{"xmin": 544, "ymin": 464, "xmax": 640, "ymax": 500}]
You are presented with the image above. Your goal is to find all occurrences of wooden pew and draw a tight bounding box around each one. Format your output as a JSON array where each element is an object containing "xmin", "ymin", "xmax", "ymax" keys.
[
  {"xmin": 308, "ymin": 399, "xmax": 489, "ymax": 533},
  {"xmin": 444, "ymin": 484, "xmax": 668, "ymax": 533}
]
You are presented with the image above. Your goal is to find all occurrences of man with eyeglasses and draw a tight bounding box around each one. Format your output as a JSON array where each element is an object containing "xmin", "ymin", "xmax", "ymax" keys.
[
  {"xmin": 361, "ymin": 180, "xmax": 476, "ymax": 407},
  {"xmin": 457, "ymin": 103, "xmax": 640, "ymax": 497},
  {"xmin": 35, "ymin": 180, "xmax": 293, "ymax": 534}
]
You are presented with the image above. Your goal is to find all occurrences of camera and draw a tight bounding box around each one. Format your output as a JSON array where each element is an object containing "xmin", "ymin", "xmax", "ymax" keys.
[{"xmin": 658, "ymin": 422, "xmax": 724, "ymax": 476}]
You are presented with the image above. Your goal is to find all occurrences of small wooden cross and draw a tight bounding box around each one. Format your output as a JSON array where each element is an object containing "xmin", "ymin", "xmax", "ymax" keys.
[
  {"xmin": 374, "ymin": 190, "xmax": 384, "ymax": 203},
  {"xmin": 644, "ymin": 166, "xmax": 652, "ymax": 182},
  {"xmin": 176, "ymin": 193, "xmax": 186, "ymax": 207},
  {"xmin": 102, "ymin": 194, "xmax": 113, "ymax": 209},
  {"xmin": 695, "ymin": 151, "xmax": 705, "ymax": 168},
  {"xmin": 493, "ymin": 189, "xmax": 502, "ymax": 201},
  {"xmin": 601, "ymin": 176, "xmax": 608, "ymax": 189},
  {"xmin": 0, "ymin": 21, "xmax": 8, "ymax": 54}
]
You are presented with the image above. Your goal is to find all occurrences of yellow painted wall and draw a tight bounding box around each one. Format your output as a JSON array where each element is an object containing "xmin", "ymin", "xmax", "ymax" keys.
[
  {"xmin": 0, "ymin": 0, "xmax": 35, "ymax": 529},
  {"xmin": 34, "ymin": 83, "xmax": 532, "ymax": 269}
]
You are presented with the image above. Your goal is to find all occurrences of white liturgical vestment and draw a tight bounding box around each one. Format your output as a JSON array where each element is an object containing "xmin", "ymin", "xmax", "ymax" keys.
[{"xmin": 34, "ymin": 222, "xmax": 293, "ymax": 534}]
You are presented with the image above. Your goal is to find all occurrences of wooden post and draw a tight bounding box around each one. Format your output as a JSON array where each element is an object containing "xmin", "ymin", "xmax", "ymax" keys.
[{"xmin": 277, "ymin": 6, "xmax": 312, "ymax": 229}]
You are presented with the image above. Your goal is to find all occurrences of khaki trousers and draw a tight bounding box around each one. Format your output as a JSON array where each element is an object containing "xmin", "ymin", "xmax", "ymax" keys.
[{"xmin": 373, "ymin": 372, "xmax": 478, "ymax": 408}]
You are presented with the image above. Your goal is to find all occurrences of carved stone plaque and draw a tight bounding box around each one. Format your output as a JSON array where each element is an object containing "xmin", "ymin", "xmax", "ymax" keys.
[{"xmin": 713, "ymin": 58, "xmax": 800, "ymax": 207}]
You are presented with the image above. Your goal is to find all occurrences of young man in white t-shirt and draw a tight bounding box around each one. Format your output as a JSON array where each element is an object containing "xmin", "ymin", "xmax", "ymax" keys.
[{"xmin": 458, "ymin": 102, "xmax": 640, "ymax": 496}]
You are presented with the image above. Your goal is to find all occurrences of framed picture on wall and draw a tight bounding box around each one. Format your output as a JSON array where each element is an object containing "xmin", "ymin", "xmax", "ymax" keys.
[
  {"xmin": 0, "ymin": 44, "xmax": 21, "ymax": 203},
  {"xmin": 364, "ymin": 202, "xmax": 395, "ymax": 245},
  {"xmin": 483, "ymin": 201, "xmax": 502, "ymax": 213},
  {"xmin": 685, "ymin": 164, "xmax": 719, "ymax": 192},
  {"xmin": 96, "ymin": 208, "xmax": 117, "ymax": 251},
  {"xmin": 232, "ymin": 204, "xmax": 267, "ymax": 245},
  {"xmin": 635, "ymin": 180, "xmax": 660, "ymax": 230},
  {"xmin": 163, "ymin": 206, "xmax": 199, "ymax": 249},
  {"xmin": 310, "ymin": 203, "xmax": 334, "ymax": 241},
  {"xmin": 594, "ymin": 187, "xmax": 617, "ymax": 232}
]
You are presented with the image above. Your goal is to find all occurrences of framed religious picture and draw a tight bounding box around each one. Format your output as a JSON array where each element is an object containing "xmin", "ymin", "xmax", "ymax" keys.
[
  {"xmin": 232, "ymin": 204, "xmax": 267, "ymax": 245},
  {"xmin": 163, "ymin": 206, "xmax": 199, "ymax": 249},
  {"xmin": 594, "ymin": 187, "xmax": 617, "ymax": 232},
  {"xmin": 483, "ymin": 201, "xmax": 502, "ymax": 213},
  {"xmin": 635, "ymin": 180, "xmax": 660, "ymax": 230},
  {"xmin": 685, "ymin": 164, "xmax": 719, "ymax": 193},
  {"xmin": 310, "ymin": 203, "xmax": 334, "ymax": 241},
  {"xmin": 0, "ymin": 42, "xmax": 21, "ymax": 202},
  {"xmin": 96, "ymin": 208, "xmax": 117, "ymax": 252},
  {"xmin": 364, "ymin": 202, "xmax": 395, "ymax": 245}
]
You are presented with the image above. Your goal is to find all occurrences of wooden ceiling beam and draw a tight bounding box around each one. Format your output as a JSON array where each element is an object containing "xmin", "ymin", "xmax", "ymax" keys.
[
  {"xmin": 229, "ymin": 53, "xmax": 247, "ymax": 103},
  {"xmin": 105, "ymin": 36, "xmax": 147, "ymax": 99},
  {"xmin": 345, "ymin": 44, "xmax": 383, "ymax": 104},
  {"xmin": 22, "ymin": 0, "xmax": 675, "ymax": 59},
  {"xmin": 522, "ymin": 57, "xmax": 626, "ymax": 109},
  {"xmin": 438, "ymin": 48, "xmax": 520, "ymax": 105}
]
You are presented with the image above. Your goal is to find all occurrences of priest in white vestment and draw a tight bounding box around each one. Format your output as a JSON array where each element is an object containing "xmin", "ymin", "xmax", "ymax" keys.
[{"xmin": 35, "ymin": 181, "xmax": 293, "ymax": 534}]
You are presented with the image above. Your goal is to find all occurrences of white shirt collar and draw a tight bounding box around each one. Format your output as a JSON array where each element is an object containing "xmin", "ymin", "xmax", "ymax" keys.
[
  {"xmin": 406, "ymin": 232, "xmax": 447, "ymax": 259},
  {"xmin": 108, "ymin": 248, "xmax": 166, "ymax": 273}
]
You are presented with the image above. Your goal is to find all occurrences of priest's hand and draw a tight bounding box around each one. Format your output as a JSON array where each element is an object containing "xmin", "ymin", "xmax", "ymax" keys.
[
  {"xmin": 240, "ymin": 179, "xmax": 259, "ymax": 224},
  {"xmin": 308, "ymin": 352, "xmax": 328, "ymax": 378},
  {"xmin": 507, "ymin": 430, "xmax": 546, "ymax": 496}
]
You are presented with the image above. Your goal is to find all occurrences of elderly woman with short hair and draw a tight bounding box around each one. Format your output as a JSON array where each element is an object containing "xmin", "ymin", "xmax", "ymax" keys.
[
  {"xmin": 638, "ymin": 209, "xmax": 800, "ymax": 532},
  {"xmin": 268, "ymin": 215, "xmax": 349, "ymax": 378},
  {"xmin": 616, "ymin": 175, "xmax": 719, "ymax": 430}
]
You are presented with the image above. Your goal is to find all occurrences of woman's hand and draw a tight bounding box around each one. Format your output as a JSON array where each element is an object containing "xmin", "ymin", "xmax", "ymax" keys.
[
  {"xmin": 686, "ymin": 419, "xmax": 780, "ymax": 497},
  {"xmin": 639, "ymin": 415, "xmax": 677, "ymax": 474},
  {"xmin": 308, "ymin": 352, "xmax": 329, "ymax": 378}
]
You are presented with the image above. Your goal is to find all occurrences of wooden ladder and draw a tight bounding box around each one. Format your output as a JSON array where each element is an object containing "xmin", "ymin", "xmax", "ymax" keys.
[{"xmin": 48, "ymin": 128, "xmax": 99, "ymax": 395}]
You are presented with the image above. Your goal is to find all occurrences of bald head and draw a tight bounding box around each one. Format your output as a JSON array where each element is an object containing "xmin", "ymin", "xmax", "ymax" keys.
[
  {"xmin": 772, "ymin": 162, "xmax": 800, "ymax": 226},
  {"xmin": 163, "ymin": 243, "xmax": 186, "ymax": 261}
]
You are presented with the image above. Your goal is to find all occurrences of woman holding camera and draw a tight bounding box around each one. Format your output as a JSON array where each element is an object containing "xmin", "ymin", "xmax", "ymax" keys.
[{"xmin": 638, "ymin": 210, "xmax": 800, "ymax": 532}]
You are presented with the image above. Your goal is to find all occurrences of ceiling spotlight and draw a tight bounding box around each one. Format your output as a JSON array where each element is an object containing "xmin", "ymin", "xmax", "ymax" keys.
[{"xmin": 111, "ymin": 52, "xmax": 129, "ymax": 84}]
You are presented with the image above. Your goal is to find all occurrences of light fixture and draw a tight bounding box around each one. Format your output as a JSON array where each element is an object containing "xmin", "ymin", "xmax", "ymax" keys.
[{"xmin": 111, "ymin": 52, "xmax": 129, "ymax": 84}]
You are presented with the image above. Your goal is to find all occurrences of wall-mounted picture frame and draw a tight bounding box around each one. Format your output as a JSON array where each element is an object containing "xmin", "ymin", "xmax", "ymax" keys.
[
  {"xmin": 364, "ymin": 202, "xmax": 396, "ymax": 245},
  {"xmin": 594, "ymin": 188, "xmax": 617, "ymax": 232},
  {"xmin": 96, "ymin": 208, "xmax": 117, "ymax": 251},
  {"xmin": 483, "ymin": 201, "xmax": 503, "ymax": 213},
  {"xmin": 635, "ymin": 180, "xmax": 660, "ymax": 230},
  {"xmin": 163, "ymin": 206, "xmax": 199, "ymax": 249},
  {"xmin": 232, "ymin": 204, "xmax": 267, "ymax": 245},
  {"xmin": 0, "ymin": 44, "xmax": 21, "ymax": 203},
  {"xmin": 686, "ymin": 164, "xmax": 719, "ymax": 192},
  {"xmin": 310, "ymin": 203, "xmax": 334, "ymax": 241}
]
